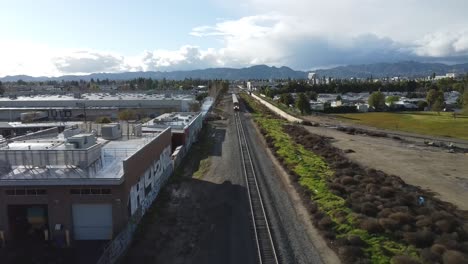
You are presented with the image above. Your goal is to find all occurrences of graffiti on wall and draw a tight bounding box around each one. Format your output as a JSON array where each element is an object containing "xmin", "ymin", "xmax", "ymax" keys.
[
  {"xmin": 97, "ymin": 146, "xmax": 173, "ymax": 264},
  {"xmin": 185, "ymin": 114, "xmax": 203, "ymax": 150},
  {"xmin": 129, "ymin": 146, "xmax": 172, "ymax": 216}
]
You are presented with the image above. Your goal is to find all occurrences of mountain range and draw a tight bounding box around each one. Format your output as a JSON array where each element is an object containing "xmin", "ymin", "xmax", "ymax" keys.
[{"xmin": 1, "ymin": 61, "xmax": 468, "ymax": 82}]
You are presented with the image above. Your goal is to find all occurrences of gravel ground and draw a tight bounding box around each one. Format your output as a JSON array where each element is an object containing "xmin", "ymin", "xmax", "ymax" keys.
[
  {"xmin": 123, "ymin": 94, "xmax": 256, "ymax": 264},
  {"xmin": 239, "ymin": 110, "xmax": 332, "ymax": 264}
]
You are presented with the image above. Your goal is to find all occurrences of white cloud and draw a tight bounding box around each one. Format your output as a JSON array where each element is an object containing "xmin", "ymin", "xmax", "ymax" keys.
[
  {"xmin": 129, "ymin": 45, "xmax": 223, "ymax": 71},
  {"xmin": 415, "ymin": 31, "xmax": 468, "ymax": 57},
  {"xmin": 0, "ymin": 0, "xmax": 467, "ymax": 76},
  {"xmin": 53, "ymin": 51, "xmax": 126, "ymax": 74},
  {"xmin": 0, "ymin": 41, "xmax": 59, "ymax": 77}
]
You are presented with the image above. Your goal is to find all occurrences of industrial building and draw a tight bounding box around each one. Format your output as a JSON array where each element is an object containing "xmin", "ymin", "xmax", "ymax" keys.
[
  {"xmin": 0, "ymin": 93, "xmax": 197, "ymax": 122},
  {"xmin": 142, "ymin": 112, "xmax": 203, "ymax": 154},
  {"xmin": 0, "ymin": 121, "xmax": 82, "ymax": 138},
  {"xmin": 0, "ymin": 123, "xmax": 173, "ymax": 243}
]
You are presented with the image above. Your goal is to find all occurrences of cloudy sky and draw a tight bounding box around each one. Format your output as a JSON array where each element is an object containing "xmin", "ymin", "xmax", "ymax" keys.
[{"xmin": 0, "ymin": 0, "xmax": 467, "ymax": 76}]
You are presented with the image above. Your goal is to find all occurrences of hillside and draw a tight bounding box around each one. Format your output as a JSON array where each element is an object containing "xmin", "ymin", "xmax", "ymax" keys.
[{"xmin": 1, "ymin": 61, "xmax": 468, "ymax": 82}]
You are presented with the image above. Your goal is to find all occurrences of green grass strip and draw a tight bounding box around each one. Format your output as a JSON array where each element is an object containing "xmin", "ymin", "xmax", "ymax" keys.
[{"xmin": 242, "ymin": 94, "xmax": 420, "ymax": 263}]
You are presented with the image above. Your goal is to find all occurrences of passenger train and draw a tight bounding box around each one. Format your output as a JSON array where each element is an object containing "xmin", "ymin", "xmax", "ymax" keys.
[{"xmin": 232, "ymin": 94, "xmax": 240, "ymax": 111}]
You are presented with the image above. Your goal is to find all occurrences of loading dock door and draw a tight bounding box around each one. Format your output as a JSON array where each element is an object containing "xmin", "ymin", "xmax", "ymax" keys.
[{"xmin": 72, "ymin": 204, "xmax": 112, "ymax": 240}]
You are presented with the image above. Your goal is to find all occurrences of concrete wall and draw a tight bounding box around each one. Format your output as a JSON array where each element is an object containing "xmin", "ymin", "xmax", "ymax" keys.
[{"xmin": 250, "ymin": 93, "xmax": 303, "ymax": 123}]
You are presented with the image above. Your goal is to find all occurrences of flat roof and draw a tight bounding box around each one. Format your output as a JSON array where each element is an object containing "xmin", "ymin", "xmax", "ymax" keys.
[
  {"xmin": 0, "ymin": 93, "xmax": 194, "ymax": 102},
  {"xmin": 0, "ymin": 121, "xmax": 82, "ymax": 129},
  {"xmin": 143, "ymin": 112, "xmax": 200, "ymax": 130},
  {"xmin": 0, "ymin": 131, "xmax": 166, "ymax": 186}
]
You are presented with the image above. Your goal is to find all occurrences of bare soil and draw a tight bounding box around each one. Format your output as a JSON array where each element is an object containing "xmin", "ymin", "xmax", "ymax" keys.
[{"xmin": 301, "ymin": 125, "xmax": 468, "ymax": 211}]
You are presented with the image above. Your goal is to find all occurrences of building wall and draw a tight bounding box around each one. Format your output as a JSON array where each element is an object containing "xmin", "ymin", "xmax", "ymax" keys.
[
  {"xmin": 184, "ymin": 113, "xmax": 203, "ymax": 151},
  {"xmin": 121, "ymin": 128, "xmax": 172, "ymax": 219},
  {"xmin": 0, "ymin": 107, "xmax": 182, "ymax": 122},
  {"xmin": 0, "ymin": 185, "xmax": 125, "ymax": 241}
]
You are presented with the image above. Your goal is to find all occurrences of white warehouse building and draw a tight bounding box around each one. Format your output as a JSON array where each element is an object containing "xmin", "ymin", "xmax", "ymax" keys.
[{"xmin": 0, "ymin": 93, "xmax": 197, "ymax": 122}]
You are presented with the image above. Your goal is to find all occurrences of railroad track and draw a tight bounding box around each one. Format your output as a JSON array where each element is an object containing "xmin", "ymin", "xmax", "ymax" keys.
[{"xmin": 234, "ymin": 112, "xmax": 279, "ymax": 264}]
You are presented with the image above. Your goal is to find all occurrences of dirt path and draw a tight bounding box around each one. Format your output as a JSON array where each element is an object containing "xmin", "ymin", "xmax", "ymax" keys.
[{"xmin": 302, "ymin": 125, "xmax": 468, "ymax": 211}]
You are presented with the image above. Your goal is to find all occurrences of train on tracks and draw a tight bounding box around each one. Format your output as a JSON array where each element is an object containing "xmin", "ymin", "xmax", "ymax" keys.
[{"xmin": 233, "ymin": 94, "xmax": 240, "ymax": 111}]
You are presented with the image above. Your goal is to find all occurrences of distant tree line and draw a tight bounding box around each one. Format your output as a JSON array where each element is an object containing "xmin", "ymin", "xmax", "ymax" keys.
[
  {"xmin": 3, "ymin": 77, "xmax": 228, "ymax": 93},
  {"xmin": 260, "ymin": 75, "xmax": 468, "ymax": 99}
]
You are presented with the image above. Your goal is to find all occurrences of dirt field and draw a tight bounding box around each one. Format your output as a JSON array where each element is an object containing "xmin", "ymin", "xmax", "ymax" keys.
[{"xmin": 302, "ymin": 125, "xmax": 468, "ymax": 211}]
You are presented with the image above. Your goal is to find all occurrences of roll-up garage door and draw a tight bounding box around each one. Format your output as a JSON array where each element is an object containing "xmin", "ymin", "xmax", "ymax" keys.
[{"xmin": 72, "ymin": 204, "xmax": 113, "ymax": 240}]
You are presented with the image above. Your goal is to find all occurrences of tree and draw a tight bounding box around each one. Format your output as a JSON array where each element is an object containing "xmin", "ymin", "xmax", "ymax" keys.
[
  {"xmin": 0, "ymin": 81, "xmax": 4, "ymax": 96},
  {"xmin": 189, "ymin": 102, "xmax": 201, "ymax": 112},
  {"xmin": 426, "ymin": 89, "xmax": 445, "ymax": 114},
  {"xmin": 306, "ymin": 91, "xmax": 318, "ymax": 101},
  {"xmin": 461, "ymin": 90, "xmax": 468, "ymax": 108},
  {"xmin": 385, "ymin": 95, "xmax": 400, "ymax": 105},
  {"xmin": 368, "ymin": 91, "xmax": 386, "ymax": 111},
  {"xmin": 264, "ymin": 87, "xmax": 273, "ymax": 98},
  {"xmin": 461, "ymin": 90, "xmax": 468, "ymax": 113},
  {"xmin": 417, "ymin": 101, "xmax": 428, "ymax": 111},
  {"xmin": 144, "ymin": 78, "xmax": 153, "ymax": 90},
  {"xmin": 118, "ymin": 109, "xmax": 136, "ymax": 121},
  {"xmin": 279, "ymin": 93, "xmax": 294, "ymax": 106},
  {"xmin": 96, "ymin": 116, "xmax": 112, "ymax": 124},
  {"xmin": 296, "ymin": 93, "xmax": 311, "ymax": 114},
  {"xmin": 196, "ymin": 92, "xmax": 208, "ymax": 102},
  {"xmin": 336, "ymin": 95, "xmax": 342, "ymax": 101},
  {"xmin": 432, "ymin": 99, "xmax": 444, "ymax": 114}
]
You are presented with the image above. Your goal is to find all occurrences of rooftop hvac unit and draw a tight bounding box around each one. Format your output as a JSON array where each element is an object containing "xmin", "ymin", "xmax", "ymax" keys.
[
  {"xmin": 63, "ymin": 127, "xmax": 82, "ymax": 138},
  {"xmin": 101, "ymin": 123, "xmax": 122, "ymax": 140},
  {"xmin": 133, "ymin": 124, "xmax": 142, "ymax": 137},
  {"xmin": 66, "ymin": 134, "xmax": 97, "ymax": 149}
]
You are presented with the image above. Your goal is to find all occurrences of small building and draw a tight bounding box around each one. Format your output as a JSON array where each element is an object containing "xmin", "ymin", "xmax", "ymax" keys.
[
  {"xmin": 356, "ymin": 104, "xmax": 369, "ymax": 112},
  {"xmin": 142, "ymin": 112, "xmax": 203, "ymax": 153},
  {"xmin": 331, "ymin": 100, "xmax": 343, "ymax": 108},
  {"xmin": 310, "ymin": 101, "xmax": 325, "ymax": 111}
]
